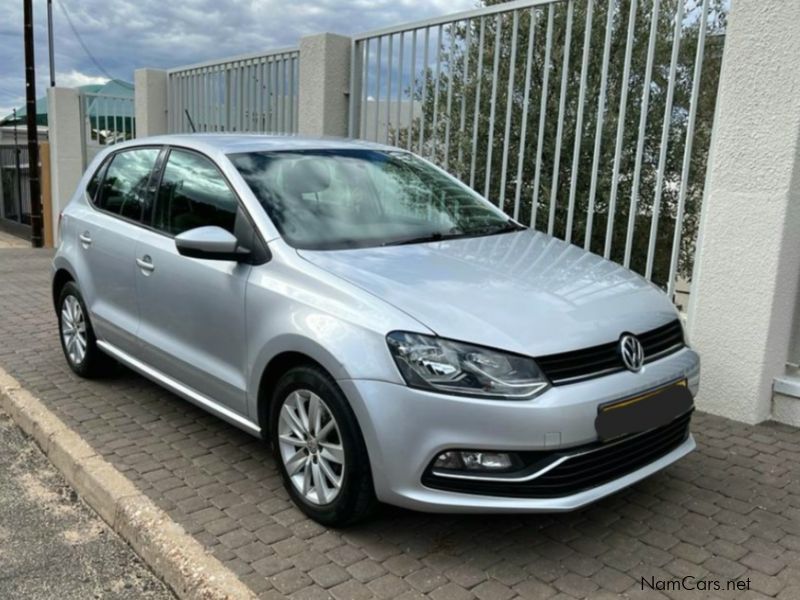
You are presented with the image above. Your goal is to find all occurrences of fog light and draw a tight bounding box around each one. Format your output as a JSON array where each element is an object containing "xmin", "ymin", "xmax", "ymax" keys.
[{"xmin": 433, "ymin": 451, "xmax": 513, "ymax": 471}]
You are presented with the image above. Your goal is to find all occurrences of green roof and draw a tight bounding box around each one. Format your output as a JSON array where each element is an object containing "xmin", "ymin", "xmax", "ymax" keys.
[{"xmin": 0, "ymin": 80, "xmax": 133, "ymax": 127}]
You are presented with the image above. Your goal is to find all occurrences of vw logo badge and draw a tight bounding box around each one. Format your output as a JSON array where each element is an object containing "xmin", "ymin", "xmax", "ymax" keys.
[{"xmin": 619, "ymin": 334, "xmax": 644, "ymax": 372}]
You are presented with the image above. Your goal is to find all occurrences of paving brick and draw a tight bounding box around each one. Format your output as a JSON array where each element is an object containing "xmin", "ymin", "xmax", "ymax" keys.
[
  {"xmin": 384, "ymin": 554, "xmax": 423, "ymax": 577},
  {"xmin": 472, "ymin": 580, "xmax": 515, "ymax": 600},
  {"xmin": 290, "ymin": 585, "xmax": 334, "ymax": 600},
  {"xmin": 327, "ymin": 543, "xmax": 367, "ymax": 567},
  {"xmin": 745, "ymin": 570, "xmax": 786, "ymax": 597},
  {"xmin": 592, "ymin": 566, "xmax": 635, "ymax": 593},
  {"xmin": 235, "ymin": 540, "xmax": 272, "ymax": 563},
  {"xmin": 292, "ymin": 550, "xmax": 331, "ymax": 573},
  {"xmin": 272, "ymin": 568, "xmax": 313, "ymax": 595},
  {"xmin": 446, "ymin": 563, "xmax": 488, "ymax": 588},
  {"xmin": 552, "ymin": 573, "xmax": 598, "ymax": 598},
  {"xmin": 741, "ymin": 553, "xmax": 786, "ymax": 576},
  {"xmin": 512, "ymin": 579, "xmax": 557, "ymax": 600},
  {"xmin": 670, "ymin": 542, "xmax": 711, "ymax": 565},
  {"xmin": 252, "ymin": 554, "xmax": 294, "ymax": 577},
  {"xmin": 347, "ymin": 559, "xmax": 387, "ymax": 583},
  {"xmin": 330, "ymin": 579, "xmax": 374, "ymax": 600},
  {"xmin": 255, "ymin": 523, "xmax": 293, "ymax": 545},
  {"xmin": 704, "ymin": 555, "xmax": 748, "ymax": 579},
  {"xmin": 367, "ymin": 574, "xmax": 411, "ymax": 599},
  {"xmin": 405, "ymin": 567, "xmax": 447, "ymax": 593}
]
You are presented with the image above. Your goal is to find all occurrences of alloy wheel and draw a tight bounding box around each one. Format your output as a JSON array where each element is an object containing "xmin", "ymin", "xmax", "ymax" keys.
[
  {"xmin": 61, "ymin": 295, "xmax": 87, "ymax": 366},
  {"xmin": 278, "ymin": 389, "xmax": 345, "ymax": 505}
]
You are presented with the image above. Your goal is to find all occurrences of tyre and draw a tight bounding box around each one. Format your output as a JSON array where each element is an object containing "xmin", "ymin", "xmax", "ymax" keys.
[
  {"xmin": 270, "ymin": 364, "xmax": 376, "ymax": 526},
  {"xmin": 57, "ymin": 281, "xmax": 116, "ymax": 378}
]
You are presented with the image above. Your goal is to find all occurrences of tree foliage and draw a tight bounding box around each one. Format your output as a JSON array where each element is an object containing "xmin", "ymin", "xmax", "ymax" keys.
[{"xmin": 394, "ymin": 0, "xmax": 726, "ymax": 290}]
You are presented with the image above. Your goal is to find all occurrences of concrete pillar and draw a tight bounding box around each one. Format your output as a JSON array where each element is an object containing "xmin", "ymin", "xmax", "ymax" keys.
[
  {"xmin": 687, "ymin": 0, "xmax": 800, "ymax": 424},
  {"xmin": 134, "ymin": 68, "xmax": 168, "ymax": 137},
  {"xmin": 47, "ymin": 87, "xmax": 83, "ymax": 245},
  {"xmin": 298, "ymin": 33, "xmax": 352, "ymax": 137}
]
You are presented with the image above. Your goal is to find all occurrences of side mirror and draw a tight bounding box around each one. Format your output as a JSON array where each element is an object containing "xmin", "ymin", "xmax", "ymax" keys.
[{"xmin": 175, "ymin": 226, "xmax": 251, "ymax": 261}]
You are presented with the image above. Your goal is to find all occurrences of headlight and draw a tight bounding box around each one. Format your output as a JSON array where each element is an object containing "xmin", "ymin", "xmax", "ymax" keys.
[{"xmin": 386, "ymin": 332, "xmax": 550, "ymax": 399}]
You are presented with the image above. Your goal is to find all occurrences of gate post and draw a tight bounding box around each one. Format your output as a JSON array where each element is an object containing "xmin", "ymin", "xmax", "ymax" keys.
[
  {"xmin": 46, "ymin": 87, "xmax": 82, "ymax": 245},
  {"xmin": 687, "ymin": 0, "xmax": 800, "ymax": 425},
  {"xmin": 134, "ymin": 69, "xmax": 168, "ymax": 137},
  {"xmin": 298, "ymin": 33, "xmax": 352, "ymax": 137}
]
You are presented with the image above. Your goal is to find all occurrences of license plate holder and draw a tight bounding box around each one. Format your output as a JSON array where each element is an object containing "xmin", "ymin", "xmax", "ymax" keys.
[{"xmin": 595, "ymin": 380, "xmax": 693, "ymax": 442}]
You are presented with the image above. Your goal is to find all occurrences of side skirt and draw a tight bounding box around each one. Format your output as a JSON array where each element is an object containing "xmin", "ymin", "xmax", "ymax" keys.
[{"xmin": 97, "ymin": 340, "xmax": 262, "ymax": 437}]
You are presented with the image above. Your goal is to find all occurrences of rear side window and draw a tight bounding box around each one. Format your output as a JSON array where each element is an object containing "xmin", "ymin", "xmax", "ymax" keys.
[
  {"xmin": 152, "ymin": 149, "xmax": 238, "ymax": 236},
  {"xmin": 95, "ymin": 148, "xmax": 160, "ymax": 222},
  {"xmin": 86, "ymin": 160, "xmax": 106, "ymax": 202}
]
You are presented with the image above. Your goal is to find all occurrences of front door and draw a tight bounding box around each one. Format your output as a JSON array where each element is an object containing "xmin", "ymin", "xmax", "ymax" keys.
[{"xmin": 134, "ymin": 148, "xmax": 250, "ymax": 415}]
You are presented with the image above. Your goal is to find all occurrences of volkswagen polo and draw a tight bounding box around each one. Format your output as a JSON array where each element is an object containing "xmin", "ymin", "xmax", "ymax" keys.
[{"xmin": 52, "ymin": 135, "xmax": 699, "ymax": 526}]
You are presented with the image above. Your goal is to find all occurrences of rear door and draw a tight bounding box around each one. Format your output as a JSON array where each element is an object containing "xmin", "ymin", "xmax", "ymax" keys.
[
  {"xmin": 133, "ymin": 148, "xmax": 250, "ymax": 415},
  {"xmin": 73, "ymin": 147, "xmax": 161, "ymax": 353}
]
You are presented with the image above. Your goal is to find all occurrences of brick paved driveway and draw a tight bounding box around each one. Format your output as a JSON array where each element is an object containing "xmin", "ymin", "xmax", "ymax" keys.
[{"xmin": 1, "ymin": 248, "xmax": 799, "ymax": 599}]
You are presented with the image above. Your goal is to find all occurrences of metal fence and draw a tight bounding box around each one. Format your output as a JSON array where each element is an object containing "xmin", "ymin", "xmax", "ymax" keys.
[
  {"xmin": 0, "ymin": 144, "xmax": 31, "ymax": 236},
  {"xmin": 80, "ymin": 91, "xmax": 136, "ymax": 167},
  {"xmin": 348, "ymin": 0, "xmax": 725, "ymax": 298},
  {"xmin": 167, "ymin": 48, "xmax": 300, "ymax": 134}
]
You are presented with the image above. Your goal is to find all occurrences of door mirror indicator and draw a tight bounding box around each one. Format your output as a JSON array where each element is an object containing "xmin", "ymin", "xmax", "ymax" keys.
[{"xmin": 174, "ymin": 226, "xmax": 251, "ymax": 262}]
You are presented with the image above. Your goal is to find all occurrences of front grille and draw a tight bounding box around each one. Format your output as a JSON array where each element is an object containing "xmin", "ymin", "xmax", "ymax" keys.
[
  {"xmin": 536, "ymin": 319, "xmax": 684, "ymax": 385},
  {"xmin": 422, "ymin": 411, "xmax": 692, "ymax": 499}
]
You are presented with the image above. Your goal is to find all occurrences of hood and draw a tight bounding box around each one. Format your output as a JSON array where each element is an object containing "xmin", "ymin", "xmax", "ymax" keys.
[{"xmin": 297, "ymin": 230, "xmax": 678, "ymax": 357}]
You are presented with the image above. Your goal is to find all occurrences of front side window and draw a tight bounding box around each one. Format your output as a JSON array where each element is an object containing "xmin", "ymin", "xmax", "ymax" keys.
[
  {"xmin": 153, "ymin": 149, "xmax": 238, "ymax": 236},
  {"xmin": 95, "ymin": 148, "xmax": 160, "ymax": 221},
  {"xmin": 228, "ymin": 149, "xmax": 520, "ymax": 250}
]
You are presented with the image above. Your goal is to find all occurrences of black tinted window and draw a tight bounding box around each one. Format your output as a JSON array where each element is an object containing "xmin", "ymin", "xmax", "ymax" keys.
[
  {"xmin": 95, "ymin": 148, "xmax": 159, "ymax": 221},
  {"xmin": 153, "ymin": 150, "xmax": 237, "ymax": 236}
]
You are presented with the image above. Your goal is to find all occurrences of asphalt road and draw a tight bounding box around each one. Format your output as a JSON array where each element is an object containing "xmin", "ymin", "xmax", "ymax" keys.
[{"xmin": 0, "ymin": 407, "xmax": 175, "ymax": 600}]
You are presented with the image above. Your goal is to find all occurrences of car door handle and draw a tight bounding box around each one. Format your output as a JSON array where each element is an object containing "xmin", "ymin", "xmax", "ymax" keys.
[
  {"xmin": 136, "ymin": 256, "xmax": 155, "ymax": 274},
  {"xmin": 79, "ymin": 232, "xmax": 92, "ymax": 247}
]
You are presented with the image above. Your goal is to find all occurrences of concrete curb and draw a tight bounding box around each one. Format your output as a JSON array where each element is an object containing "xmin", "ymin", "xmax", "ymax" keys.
[{"xmin": 0, "ymin": 367, "xmax": 258, "ymax": 600}]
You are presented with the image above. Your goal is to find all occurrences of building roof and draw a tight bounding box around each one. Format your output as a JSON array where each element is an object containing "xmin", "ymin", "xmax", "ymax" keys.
[{"xmin": 0, "ymin": 79, "xmax": 134, "ymax": 127}]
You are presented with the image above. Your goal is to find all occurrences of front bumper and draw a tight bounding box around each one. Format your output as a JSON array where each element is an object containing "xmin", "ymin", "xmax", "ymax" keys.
[{"xmin": 338, "ymin": 347, "xmax": 700, "ymax": 513}]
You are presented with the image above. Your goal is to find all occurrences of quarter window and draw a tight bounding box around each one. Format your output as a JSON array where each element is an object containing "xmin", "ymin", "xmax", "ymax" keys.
[
  {"xmin": 95, "ymin": 148, "xmax": 160, "ymax": 222},
  {"xmin": 153, "ymin": 150, "xmax": 238, "ymax": 236},
  {"xmin": 86, "ymin": 160, "xmax": 106, "ymax": 202}
]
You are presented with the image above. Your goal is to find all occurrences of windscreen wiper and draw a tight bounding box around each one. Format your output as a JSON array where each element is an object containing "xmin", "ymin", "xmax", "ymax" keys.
[
  {"xmin": 382, "ymin": 221, "xmax": 525, "ymax": 247},
  {"xmin": 382, "ymin": 232, "xmax": 446, "ymax": 247}
]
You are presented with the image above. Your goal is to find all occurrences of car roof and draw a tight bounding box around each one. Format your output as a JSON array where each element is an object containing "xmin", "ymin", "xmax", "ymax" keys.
[{"xmin": 113, "ymin": 133, "xmax": 401, "ymax": 156}]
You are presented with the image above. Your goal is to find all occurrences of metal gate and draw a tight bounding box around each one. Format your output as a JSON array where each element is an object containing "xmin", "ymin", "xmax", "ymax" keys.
[
  {"xmin": 0, "ymin": 144, "xmax": 32, "ymax": 239},
  {"xmin": 80, "ymin": 91, "xmax": 136, "ymax": 168},
  {"xmin": 166, "ymin": 48, "xmax": 300, "ymax": 134},
  {"xmin": 348, "ymin": 0, "xmax": 725, "ymax": 297}
]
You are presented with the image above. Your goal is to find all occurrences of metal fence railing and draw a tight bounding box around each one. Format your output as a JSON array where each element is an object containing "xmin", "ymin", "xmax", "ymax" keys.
[
  {"xmin": 167, "ymin": 47, "xmax": 300, "ymax": 134},
  {"xmin": 348, "ymin": 0, "xmax": 726, "ymax": 299},
  {"xmin": 80, "ymin": 92, "xmax": 136, "ymax": 167},
  {"xmin": 0, "ymin": 144, "xmax": 32, "ymax": 234}
]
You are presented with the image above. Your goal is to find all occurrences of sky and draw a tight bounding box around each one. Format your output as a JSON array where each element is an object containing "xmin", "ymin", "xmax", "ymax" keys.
[{"xmin": 0, "ymin": 0, "xmax": 477, "ymax": 119}]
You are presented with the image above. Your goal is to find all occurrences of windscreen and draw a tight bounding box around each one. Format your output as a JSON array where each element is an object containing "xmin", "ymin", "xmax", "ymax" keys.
[{"xmin": 228, "ymin": 149, "xmax": 520, "ymax": 250}]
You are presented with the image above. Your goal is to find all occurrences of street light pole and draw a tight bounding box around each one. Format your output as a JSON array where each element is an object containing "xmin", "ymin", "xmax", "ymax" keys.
[
  {"xmin": 47, "ymin": 0, "xmax": 56, "ymax": 87},
  {"xmin": 23, "ymin": 0, "xmax": 44, "ymax": 247}
]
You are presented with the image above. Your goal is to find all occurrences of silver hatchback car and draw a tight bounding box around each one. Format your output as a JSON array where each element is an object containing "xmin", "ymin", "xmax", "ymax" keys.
[{"xmin": 52, "ymin": 135, "xmax": 699, "ymax": 525}]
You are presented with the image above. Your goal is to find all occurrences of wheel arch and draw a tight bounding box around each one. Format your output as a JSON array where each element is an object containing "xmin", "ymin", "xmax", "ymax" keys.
[
  {"xmin": 256, "ymin": 350, "xmax": 336, "ymax": 433},
  {"xmin": 52, "ymin": 267, "xmax": 76, "ymax": 312}
]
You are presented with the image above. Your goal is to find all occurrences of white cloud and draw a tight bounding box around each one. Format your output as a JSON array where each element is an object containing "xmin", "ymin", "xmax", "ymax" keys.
[
  {"xmin": 56, "ymin": 70, "xmax": 109, "ymax": 89},
  {"xmin": 0, "ymin": 0, "xmax": 478, "ymax": 111}
]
